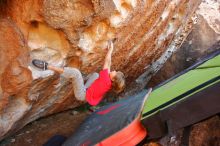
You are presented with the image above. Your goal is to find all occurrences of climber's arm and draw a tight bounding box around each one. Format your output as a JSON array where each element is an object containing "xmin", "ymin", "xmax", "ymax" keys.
[{"xmin": 103, "ymin": 41, "xmax": 114, "ymax": 71}]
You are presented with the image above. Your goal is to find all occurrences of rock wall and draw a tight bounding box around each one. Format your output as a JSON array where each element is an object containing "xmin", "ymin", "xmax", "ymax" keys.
[
  {"xmin": 0, "ymin": 0, "xmax": 201, "ymax": 140},
  {"xmin": 148, "ymin": 0, "xmax": 220, "ymax": 87}
]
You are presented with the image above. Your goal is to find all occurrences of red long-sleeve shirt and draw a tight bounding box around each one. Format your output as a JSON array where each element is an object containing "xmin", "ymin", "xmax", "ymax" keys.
[{"xmin": 86, "ymin": 69, "xmax": 112, "ymax": 106}]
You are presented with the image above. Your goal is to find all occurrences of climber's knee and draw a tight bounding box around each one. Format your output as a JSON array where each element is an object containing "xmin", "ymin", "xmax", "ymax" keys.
[
  {"xmin": 85, "ymin": 72, "xmax": 99, "ymax": 89},
  {"xmin": 74, "ymin": 88, "xmax": 86, "ymax": 101}
]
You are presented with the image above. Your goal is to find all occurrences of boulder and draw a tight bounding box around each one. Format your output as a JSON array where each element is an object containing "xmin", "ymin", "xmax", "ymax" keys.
[{"xmin": 0, "ymin": 0, "xmax": 201, "ymax": 140}]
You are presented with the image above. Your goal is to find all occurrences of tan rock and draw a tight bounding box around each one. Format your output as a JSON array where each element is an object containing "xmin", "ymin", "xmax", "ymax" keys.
[
  {"xmin": 27, "ymin": 22, "xmax": 71, "ymax": 79},
  {"xmin": 78, "ymin": 20, "xmax": 116, "ymax": 52},
  {"xmin": 43, "ymin": 0, "xmax": 94, "ymax": 44}
]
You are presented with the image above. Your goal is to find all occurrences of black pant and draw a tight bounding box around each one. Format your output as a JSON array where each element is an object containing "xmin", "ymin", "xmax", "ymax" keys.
[{"xmin": 43, "ymin": 135, "xmax": 67, "ymax": 146}]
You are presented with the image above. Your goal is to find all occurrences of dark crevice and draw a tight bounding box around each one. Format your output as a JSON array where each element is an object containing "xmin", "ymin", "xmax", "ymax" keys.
[
  {"xmin": 30, "ymin": 20, "xmax": 39, "ymax": 28},
  {"xmin": 0, "ymin": 0, "xmax": 8, "ymax": 16}
]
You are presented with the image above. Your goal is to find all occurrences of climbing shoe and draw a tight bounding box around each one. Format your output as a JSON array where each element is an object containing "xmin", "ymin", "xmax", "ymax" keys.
[{"xmin": 32, "ymin": 59, "xmax": 48, "ymax": 70}]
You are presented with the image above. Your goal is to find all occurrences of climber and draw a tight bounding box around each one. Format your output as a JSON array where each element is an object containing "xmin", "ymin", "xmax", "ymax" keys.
[{"xmin": 32, "ymin": 41, "xmax": 125, "ymax": 106}]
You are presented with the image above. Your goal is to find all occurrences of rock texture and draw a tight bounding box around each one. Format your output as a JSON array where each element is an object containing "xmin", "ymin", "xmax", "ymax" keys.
[
  {"xmin": 0, "ymin": 110, "xmax": 89, "ymax": 146},
  {"xmin": 148, "ymin": 0, "xmax": 220, "ymax": 87},
  {"xmin": 157, "ymin": 116, "xmax": 220, "ymax": 146},
  {"xmin": 0, "ymin": 0, "xmax": 201, "ymax": 140},
  {"xmin": 189, "ymin": 116, "xmax": 220, "ymax": 146}
]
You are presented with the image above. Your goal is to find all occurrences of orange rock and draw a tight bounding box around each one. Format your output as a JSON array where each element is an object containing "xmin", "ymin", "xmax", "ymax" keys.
[
  {"xmin": 0, "ymin": 18, "xmax": 32, "ymax": 138},
  {"xmin": 0, "ymin": 18, "xmax": 32, "ymax": 109},
  {"xmin": 43, "ymin": 0, "xmax": 94, "ymax": 44}
]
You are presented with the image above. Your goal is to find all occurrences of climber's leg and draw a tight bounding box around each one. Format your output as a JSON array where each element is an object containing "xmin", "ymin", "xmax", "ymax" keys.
[
  {"xmin": 32, "ymin": 59, "xmax": 64, "ymax": 74},
  {"xmin": 61, "ymin": 67, "xmax": 86, "ymax": 101},
  {"xmin": 32, "ymin": 59, "xmax": 86, "ymax": 101},
  {"xmin": 85, "ymin": 72, "xmax": 99, "ymax": 89}
]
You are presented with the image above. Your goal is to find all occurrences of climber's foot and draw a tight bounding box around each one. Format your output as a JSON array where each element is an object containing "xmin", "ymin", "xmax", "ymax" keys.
[{"xmin": 32, "ymin": 59, "xmax": 48, "ymax": 70}]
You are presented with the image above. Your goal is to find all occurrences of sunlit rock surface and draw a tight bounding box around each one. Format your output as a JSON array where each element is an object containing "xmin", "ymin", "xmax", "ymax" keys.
[{"xmin": 0, "ymin": 0, "xmax": 202, "ymax": 140}]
